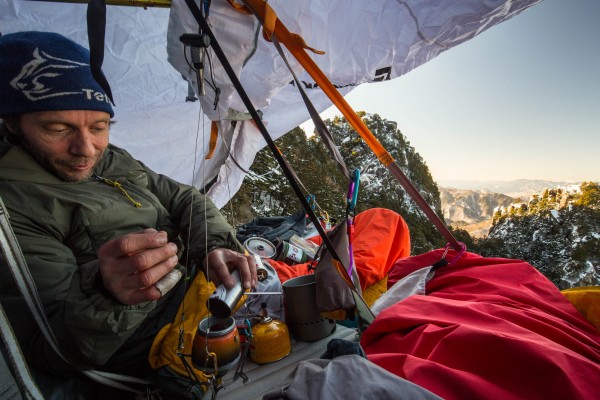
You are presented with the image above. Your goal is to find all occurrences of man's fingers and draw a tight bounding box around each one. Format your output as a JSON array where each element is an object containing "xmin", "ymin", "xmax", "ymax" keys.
[
  {"xmin": 127, "ymin": 242, "xmax": 178, "ymax": 274},
  {"xmin": 242, "ymin": 254, "xmax": 259, "ymax": 289},
  {"xmin": 203, "ymin": 249, "xmax": 259, "ymax": 290},
  {"xmin": 208, "ymin": 263, "xmax": 230, "ymax": 288},
  {"xmin": 227, "ymin": 253, "xmax": 251, "ymax": 289},
  {"xmin": 103, "ymin": 229, "xmax": 169, "ymax": 257},
  {"xmin": 120, "ymin": 254, "xmax": 179, "ymax": 290}
]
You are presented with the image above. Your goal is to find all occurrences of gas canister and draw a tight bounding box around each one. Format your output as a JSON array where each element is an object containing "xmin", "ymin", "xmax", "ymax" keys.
[{"xmin": 250, "ymin": 304, "xmax": 291, "ymax": 364}]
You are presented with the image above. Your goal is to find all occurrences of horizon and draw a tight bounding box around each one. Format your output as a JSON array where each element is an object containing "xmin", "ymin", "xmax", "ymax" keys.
[
  {"xmin": 438, "ymin": 178, "xmax": 595, "ymax": 185},
  {"xmin": 436, "ymin": 178, "xmax": 595, "ymax": 195},
  {"xmin": 305, "ymin": 0, "xmax": 600, "ymax": 184},
  {"xmin": 437, "ymin": 179, "xmax": 596, "ymax": 205}
]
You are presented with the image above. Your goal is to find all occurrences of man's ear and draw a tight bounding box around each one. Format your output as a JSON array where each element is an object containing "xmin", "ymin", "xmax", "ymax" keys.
[{"xmin": 2, "ymin": 117, "xmax": 18, "ymax": 134}]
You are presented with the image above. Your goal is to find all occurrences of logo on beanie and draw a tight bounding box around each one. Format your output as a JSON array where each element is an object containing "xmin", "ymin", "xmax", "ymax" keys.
[{"xmin": 9, "ymin": 48, "xmax": 107, "ymax": 103}]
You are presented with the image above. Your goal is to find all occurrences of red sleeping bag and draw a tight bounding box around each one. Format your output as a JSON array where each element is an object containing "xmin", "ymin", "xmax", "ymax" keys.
[{"xmin": 361, "ymin": 250, "xmax": 600, "ymax": 400}]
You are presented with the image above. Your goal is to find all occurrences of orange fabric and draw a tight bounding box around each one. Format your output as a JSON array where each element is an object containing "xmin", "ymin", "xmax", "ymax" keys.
[
  {"xmin": 268, "ymin": 259, "xmax": 314, "ymax": 285},
  {"xmin": 241, "ymin": 0, "xmax": 391, "ymax": 165},
  {"xmin": 351, "ymin": 208, "xmax": 411, "ymax": 287},
  {"xmin": 268, "ymin": 208, "xmax": 410, "ymax": 289},
  {"xmin": 205, "ymin": 121, "xmax": 219, "ymax": 160},
  {"xmin": 260, "ymin": 1, "xmax": 277, "ymax": 40}
]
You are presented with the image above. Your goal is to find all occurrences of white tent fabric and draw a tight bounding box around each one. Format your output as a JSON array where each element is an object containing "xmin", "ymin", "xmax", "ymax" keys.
[{"xmin": 0, "ymin": 0, "xmax": 540, "ymax": 208}]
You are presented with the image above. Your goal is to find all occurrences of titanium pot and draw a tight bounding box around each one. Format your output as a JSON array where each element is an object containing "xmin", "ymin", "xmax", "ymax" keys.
[{"xmin": 282, "ymin": 274, "xmax": 336, "ymax": 341}]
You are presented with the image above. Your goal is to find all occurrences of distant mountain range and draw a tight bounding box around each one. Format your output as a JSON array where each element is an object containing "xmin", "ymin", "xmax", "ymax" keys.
[
  {"xmin": 438, "ymin": 179, "xmax": 596, "ymax": 238},
  {"xmin": 439, "ymin": 187, "xmax": 518, "ymax": 237},
  {"xmin": 437, "ymin": 179, "xmax": 576, "ymax": 199}
]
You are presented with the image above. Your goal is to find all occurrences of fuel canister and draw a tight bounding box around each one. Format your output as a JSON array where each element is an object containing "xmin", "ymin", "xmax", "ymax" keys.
[
  {"xmin": 244, "ymin": 237, "xmax": 277, "ymax": 259},
  {"xmin": 250, "ymin": 305, "xmax": 291, "ymax": 364}
]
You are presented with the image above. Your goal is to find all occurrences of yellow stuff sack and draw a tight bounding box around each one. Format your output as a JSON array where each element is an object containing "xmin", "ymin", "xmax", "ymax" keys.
[
  {"xmin": 148, "ymin": 272, "xmax": 245, "ymax": 384},
  {"xmin": 561, "ymin": 286, "xmax": 600, "ymax": 331}
]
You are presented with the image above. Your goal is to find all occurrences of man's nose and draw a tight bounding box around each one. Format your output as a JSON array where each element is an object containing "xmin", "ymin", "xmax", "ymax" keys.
[{"xmin": 69, "ymin": 130, "xmax": 97, "ymax": 157}]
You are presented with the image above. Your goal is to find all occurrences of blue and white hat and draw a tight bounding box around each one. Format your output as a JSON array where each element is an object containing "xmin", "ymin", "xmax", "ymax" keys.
[{"xmin": 0, "ymin": 31, "xmax": 114, "ymax": 117}]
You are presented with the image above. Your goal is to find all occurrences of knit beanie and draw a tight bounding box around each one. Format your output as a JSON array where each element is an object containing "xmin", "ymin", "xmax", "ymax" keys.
[{"xmin": 0, "ymin": 31, "xmax": 114, "ymax": 117}]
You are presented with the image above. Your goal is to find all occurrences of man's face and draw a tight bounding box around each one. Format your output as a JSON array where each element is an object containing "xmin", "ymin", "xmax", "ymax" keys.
[{"xmin": 8, "ymin": 110, "xmax": 111, "ymax": 182}]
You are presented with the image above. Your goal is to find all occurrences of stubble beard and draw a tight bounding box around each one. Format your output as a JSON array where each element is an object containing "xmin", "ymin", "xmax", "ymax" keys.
[{"xmin": 16, "ymin": 128, "xmax": 104, "ymax": 183}]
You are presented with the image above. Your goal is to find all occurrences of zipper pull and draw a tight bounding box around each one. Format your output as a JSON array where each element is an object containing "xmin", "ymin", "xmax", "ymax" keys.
[{"xmin": 93, "ymin": 174, "xmax": 142, "ymax": 208}]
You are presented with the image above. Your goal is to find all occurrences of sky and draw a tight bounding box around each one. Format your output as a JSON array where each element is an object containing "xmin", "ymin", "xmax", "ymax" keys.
[{"xmin": 310, "ymin": 0, "xmax": 600, "ymax": 184}]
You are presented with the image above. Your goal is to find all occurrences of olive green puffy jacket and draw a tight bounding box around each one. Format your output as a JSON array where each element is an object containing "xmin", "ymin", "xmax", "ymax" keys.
[{"xmin": 0, "ymin": 134, "xmax": 243, "ymax": 372}]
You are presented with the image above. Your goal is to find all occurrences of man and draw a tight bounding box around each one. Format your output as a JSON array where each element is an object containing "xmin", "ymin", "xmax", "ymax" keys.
[{"xmin": 0, "ymin": 30, "xmax": 257, "ymax": 393}]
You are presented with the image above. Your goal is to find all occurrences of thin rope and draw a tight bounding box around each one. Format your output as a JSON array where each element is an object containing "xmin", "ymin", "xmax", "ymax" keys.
[{"xmin": 201, "ymin": 16, "xmax": 213, "ymax": 350}]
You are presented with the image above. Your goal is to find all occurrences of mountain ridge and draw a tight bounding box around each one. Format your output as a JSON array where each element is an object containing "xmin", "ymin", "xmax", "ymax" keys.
[
  {"xmin": 438, "ymin": 179, "xmax": 576, "ymax": 199},
  {"xmin": 439, "ymin": 187, "xmax": 518, "ymax": 238}
]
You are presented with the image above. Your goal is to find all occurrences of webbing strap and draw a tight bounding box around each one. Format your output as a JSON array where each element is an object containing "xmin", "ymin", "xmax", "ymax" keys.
[
  {"xmin": 241, "ymin": 0, "xmax": 390, "ymax": 160},
  {"xmin": 184, "ymin": 0, "xmax": 374, "ymax": 329},
  {"xmin": 268, "ymin": 30, "xmax": 351, "ymax": 180},
  {"xmin": 87, "ymin": 0, "xmax": 114, "ymax": 104},
  {"xmin": 240, "ymin": 0, "xmax": 462, "ymax": 251},
  {"xmin": 205, "ymin": 121, "xmax": 219, "ymax": 159}
]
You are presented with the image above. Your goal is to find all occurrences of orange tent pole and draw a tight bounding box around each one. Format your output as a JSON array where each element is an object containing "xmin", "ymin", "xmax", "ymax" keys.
[{"xmin": 242, "ymin": 0, "xmax": 462, "ymax": 251}]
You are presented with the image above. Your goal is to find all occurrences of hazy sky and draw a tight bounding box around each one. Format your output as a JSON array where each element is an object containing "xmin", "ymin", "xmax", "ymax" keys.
[{"xmin": 315, "ymin": 0, "xmax": 600, "ymax": 183}]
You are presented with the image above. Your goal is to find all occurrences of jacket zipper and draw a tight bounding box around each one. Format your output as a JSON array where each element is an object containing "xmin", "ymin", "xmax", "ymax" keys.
[{"xmin": 93, "ymin": 174, "xmax": 142, "ymax": 208}]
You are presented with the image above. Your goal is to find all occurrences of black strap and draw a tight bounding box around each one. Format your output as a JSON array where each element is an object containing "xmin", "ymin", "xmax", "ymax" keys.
[
  {"xmin": 239, "ymin": 0, "xmax": 463, "ymax": 252},
  {"xmin": 183, "ymin": 0, "xmax": 374, "ymax": 329},
  {"xmin": 183, "ymin": 0, "xmax": 340, "ymax": 264},
  {"xmin": 269, "ymin": 37, "xmax": 350, "ymax": 180},
  {"xmin": 87, "ymin": 0, "xmax": 114, "ymax": 105}
]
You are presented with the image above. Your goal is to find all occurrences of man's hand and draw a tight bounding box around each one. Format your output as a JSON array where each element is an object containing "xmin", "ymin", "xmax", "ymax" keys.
[
  {"xmin": 97, "ymin": 228, "xmax": 179, "ymax": 305},
  {"xmin": 203, "ymin": 248, "xmax": 258, "ymax": 290}
]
